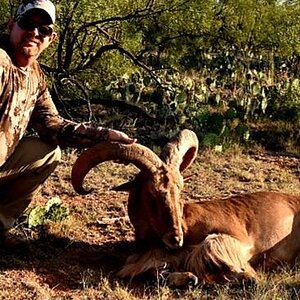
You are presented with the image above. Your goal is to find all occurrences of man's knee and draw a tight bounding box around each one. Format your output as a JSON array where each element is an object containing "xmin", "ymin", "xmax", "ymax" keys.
[
  {"xmin": 45, "ymin": 143, "xmax": 61, "ymax": 168},
  {"xmin": 18, "ymin": 137, "xmax": 61, "ymax": 167},
  {"xmin": 28, "ymin": 139, "xmax": 61, "ymax": 177},
  {"xmin": 0, "ymin": 137, "xmax": 61, "ymax": 181}
]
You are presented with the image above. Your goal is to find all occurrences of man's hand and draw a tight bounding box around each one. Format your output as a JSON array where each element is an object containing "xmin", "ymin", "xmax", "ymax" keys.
[{"xmin": 108, "ymin": 129, "xmax": 137, "ymax": 144}]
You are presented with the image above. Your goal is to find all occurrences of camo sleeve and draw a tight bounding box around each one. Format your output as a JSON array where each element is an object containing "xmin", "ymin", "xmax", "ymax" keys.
[
  {"xmin": 30, "ymin": 71, "xmax": 109, "ymax": 148},
  {"xmin": 0, "ymin": 50, "xmax": 13, "ymax": 164},
  {"xmin": 0, "ymin": 50, "xmax": 11, "ymax": 110}
]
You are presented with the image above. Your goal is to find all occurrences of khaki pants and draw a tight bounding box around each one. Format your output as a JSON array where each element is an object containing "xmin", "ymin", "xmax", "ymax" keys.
[{"xmin": 0, "ymin": 137, "xmax": 61, "ymax": 230}]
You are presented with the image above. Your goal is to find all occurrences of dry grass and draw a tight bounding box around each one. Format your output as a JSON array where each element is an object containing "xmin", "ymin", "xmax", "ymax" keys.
[{"xmin": 2, "ymin": 146, "xmax": 300, "ymax": 299}]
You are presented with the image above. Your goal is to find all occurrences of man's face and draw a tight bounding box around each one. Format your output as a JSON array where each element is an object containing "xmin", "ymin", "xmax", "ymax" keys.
[{"xmin": 8, "ymin": 10, "xmax": 56, "ymax": 64}]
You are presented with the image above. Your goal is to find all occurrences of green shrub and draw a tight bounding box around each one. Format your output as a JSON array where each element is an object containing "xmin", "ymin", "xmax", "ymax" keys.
[{"xmin": 28, "ymin": 197, "xmax": 69, "ymax": 228}]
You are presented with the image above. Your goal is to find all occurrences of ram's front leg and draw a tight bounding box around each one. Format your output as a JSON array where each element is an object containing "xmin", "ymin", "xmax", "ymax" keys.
[
  {"xmin": 117, "ymin": 247, "xmax": 199, "ymax": 287},
  {"xmin": 117, "ymin": 247, "xmax": 172, "ymax": 280},
  {"xmin": 118, "ymin": 252, "xmax": 198, "ymax": 288}
]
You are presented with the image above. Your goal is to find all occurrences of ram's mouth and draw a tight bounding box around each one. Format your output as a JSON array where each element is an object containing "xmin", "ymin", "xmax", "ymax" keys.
[{"xmin": 162, "ymin": 232, "xmax": 184, "ymax": 250}]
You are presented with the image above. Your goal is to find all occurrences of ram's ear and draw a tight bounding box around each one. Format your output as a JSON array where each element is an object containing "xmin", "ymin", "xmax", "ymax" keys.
[{"xmin": 111, "ymin": 180, "xmax": 136, "ymax": 191}]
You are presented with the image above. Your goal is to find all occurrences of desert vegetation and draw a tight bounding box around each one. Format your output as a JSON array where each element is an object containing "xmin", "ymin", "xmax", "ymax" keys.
[{"xmin": 2, "ymin": 0, "xmax": 300, "ymax": 298}]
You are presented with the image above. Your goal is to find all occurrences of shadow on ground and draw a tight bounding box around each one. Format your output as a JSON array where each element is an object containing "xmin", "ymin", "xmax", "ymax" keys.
[{"xmin": 0, "ymin": 233, "xmax": 142, "ymax": 293}]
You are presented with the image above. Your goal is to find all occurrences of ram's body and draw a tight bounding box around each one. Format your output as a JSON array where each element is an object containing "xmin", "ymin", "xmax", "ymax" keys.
[
  {"xmin": 71, "ymin": 130, "xmax": 300, "ymax": 286},
  {"xmin": 118, "ymin": 190, "xmax": 300, "ymax": 285}
]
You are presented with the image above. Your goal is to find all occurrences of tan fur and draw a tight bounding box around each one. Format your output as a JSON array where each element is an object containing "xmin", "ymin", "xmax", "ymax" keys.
[
  {"xmin": 184, "ymin": 234, "xmax": 257, "ymax": 283},
  {"xmin": 117, "ymin": 248, "xmax": 176, "ymax": 279}
]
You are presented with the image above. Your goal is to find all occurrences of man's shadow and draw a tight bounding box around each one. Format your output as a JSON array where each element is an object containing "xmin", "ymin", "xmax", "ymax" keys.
[{"xmin": 0, "ymin": 232, "xmax": 144, "ymax": 293}]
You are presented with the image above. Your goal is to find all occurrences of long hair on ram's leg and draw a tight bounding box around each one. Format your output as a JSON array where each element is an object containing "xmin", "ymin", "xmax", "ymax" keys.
[
  {"xmin": 117, "ymin": 247, "xmax": 180, "ymax": 279},
  {"xmin": 184, "ymin": 234, "xmax": 257, "ymax": 283}
]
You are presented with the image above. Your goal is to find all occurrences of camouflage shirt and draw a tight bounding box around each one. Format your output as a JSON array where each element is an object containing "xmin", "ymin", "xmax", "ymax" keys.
[{"xmin": 0, "ymin": 34, "xmax": 109, "ymax": 167}]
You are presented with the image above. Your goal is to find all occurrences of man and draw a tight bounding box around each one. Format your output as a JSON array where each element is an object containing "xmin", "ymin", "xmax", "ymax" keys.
[{"xmin": 0, "ymin": 0, "xmax": 136, "ymax": 245}]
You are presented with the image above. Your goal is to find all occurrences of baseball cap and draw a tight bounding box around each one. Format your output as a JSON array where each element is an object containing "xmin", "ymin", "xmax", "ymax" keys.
[{"xmin": 15, "ymin": 0, "xmax": 56, "ymax": 24}]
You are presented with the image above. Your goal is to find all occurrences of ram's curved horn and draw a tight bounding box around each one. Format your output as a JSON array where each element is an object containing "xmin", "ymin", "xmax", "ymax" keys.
[
  {"xmin": 160, "ymin": 129, "xmax": 199, "ymax": 172},
  {"xmin": 72, "ymin": 141, "xmax": 163, "ymax": 195}
]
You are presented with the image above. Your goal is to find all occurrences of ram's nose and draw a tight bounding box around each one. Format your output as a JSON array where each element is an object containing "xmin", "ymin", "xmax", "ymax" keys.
[{"xmin": 162, "ymin": 232, "xmax": 184, "ymax": 249}]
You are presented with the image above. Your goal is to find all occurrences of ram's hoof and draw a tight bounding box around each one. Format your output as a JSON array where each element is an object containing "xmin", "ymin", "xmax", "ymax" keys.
[{"xmin": 161, "ymin": 271, "xmax": 199, "ymax": 288}]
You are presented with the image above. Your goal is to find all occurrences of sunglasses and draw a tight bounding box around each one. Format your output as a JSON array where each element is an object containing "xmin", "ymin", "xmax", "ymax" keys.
[{"xmin": 17, "ymin": 18, "xmax": 54, "ymax": 37}]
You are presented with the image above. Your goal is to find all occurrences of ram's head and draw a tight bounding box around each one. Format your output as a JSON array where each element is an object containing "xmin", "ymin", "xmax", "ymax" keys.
[{"xmin": 71, "ymin": 129, "xmax": 198, "ymax": 249}]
